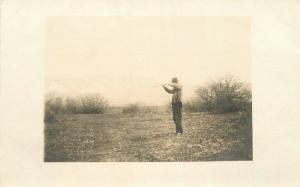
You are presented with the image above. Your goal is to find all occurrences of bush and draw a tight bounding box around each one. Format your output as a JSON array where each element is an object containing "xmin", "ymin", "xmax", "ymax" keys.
[
  {"xmin": 122, "ymin": 103, "xmax": 141, "ymax": 114},
  {"xmin": 186, "ymin": 75, "xmax": 251, "ymax": 113},
  {"xmin": 44, "ymin": 93, "xmax": 109, "ymax": 123},
  {"xmin": 44, "ymin": 108, "xmax": 57, "ymax": 123},
  {"xmin": 64, "ymin": 97, "xmax": 81, "ymax": 114},
  {"xmin": 44, "ymin": 94, "xmax": 64, "ymax": 123},
  {"xmin": 79, "ymin": 94, "xmax": 109, "ymax": 114},
  {"xmin": 184, "ymin": 98, "xmax": 205, "ymax": 112}
]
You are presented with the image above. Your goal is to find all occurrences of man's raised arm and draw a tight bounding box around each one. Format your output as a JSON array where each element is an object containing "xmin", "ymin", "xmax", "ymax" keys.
[
  {"xmin": 167, "ymin": 83, "xmax": 182, "ymax": 90},
  {"xmin": 162, "ymin": 84, "xmax": 175, "ymax": 94}
]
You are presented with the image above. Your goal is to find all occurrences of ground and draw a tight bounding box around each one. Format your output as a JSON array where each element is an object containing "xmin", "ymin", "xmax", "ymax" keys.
[{"xmin": 44, "ymin": 106, "xmax": 252, "ymax": 162}]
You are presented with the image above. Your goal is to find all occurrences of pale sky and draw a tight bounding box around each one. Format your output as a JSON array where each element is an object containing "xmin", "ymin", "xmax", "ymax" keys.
[{"xmin": 46, "ymin": 17, "xmax": 251, "ymax": 106}]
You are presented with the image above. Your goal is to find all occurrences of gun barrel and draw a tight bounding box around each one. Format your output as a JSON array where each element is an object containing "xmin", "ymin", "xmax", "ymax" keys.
[{"xmin": 152, "ymin": 84, "xmax": 165, "ymax": 87}]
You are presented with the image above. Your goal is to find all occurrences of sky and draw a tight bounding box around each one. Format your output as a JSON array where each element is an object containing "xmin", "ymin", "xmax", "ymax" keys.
[{"xmin": 45, "ymin": 16, "xmax": 251, "ymax": 106}]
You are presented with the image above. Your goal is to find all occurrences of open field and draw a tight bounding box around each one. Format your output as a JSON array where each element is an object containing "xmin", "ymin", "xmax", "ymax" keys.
[{"xmin": 45, "ymin": 106, "xmax": 252, "ymax": 162}]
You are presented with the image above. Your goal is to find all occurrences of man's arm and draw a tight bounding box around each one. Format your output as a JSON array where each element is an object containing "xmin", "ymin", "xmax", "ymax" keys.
[
  {"xmin": 162, "ymin": 84, "xmax": 175, "ymax": 94},
  {"xmin": 167, "ymin": 83, "xmax": 182, "ymax": 90}
]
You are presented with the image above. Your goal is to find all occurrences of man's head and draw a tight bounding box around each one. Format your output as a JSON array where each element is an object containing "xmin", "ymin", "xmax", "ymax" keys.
[{"xmin": 172, "ymin": 77, "xmax": 178, "ymax": 83}]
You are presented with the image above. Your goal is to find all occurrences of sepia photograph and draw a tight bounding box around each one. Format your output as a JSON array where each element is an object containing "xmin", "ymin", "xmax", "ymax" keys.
[
  {"xmin": 44, "ymin": 17, "xmax": 252, "ymax": 162},
  {"xmin": 1, "ymin": 0, "xmax": 300, "ymax": 186}
]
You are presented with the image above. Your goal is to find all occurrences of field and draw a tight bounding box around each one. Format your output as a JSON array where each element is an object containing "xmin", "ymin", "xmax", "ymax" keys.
[{"xmin": 45, "ymin": 106, "xmax": 252, "ymax": 162}]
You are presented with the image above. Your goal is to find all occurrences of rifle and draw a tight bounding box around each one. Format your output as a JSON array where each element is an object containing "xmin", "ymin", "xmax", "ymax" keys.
[
  {"xmin": 151, "ymin": 84, "xmax": 165, "ymax": 87},
  {"xmin": 151, "ymin": 83, "xmax": 172, "ymax": 87}
]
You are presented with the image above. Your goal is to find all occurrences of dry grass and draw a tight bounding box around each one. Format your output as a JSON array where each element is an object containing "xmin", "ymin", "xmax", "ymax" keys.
[{"xmin": 44, "ymin": 106, "xmax": 252, "ymax": 162}]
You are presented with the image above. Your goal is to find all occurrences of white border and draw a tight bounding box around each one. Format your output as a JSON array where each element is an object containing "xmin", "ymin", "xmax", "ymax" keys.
[{"xmin": 1, "ymin": 0, "xmax": 299, "ymax": 186}]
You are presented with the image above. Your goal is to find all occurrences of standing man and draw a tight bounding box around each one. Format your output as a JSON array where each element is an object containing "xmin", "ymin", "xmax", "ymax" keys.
[{"xmin": 162, "ymin": 77, "xmax": 183, "ymax": 135}]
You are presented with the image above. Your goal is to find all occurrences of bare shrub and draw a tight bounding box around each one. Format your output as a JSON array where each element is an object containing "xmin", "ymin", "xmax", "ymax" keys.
[
  {"xmin": 44, "ymin": 93, "xmax": 109, "ymax": 123},
  {"xmin": 122, "ymin": 103, "xmax": 141, "ymax": 114},
  {"xmin": 183, "ymin": 98, "xmax": 205, "ymax": 112},
  {"xmin": 44, "ymin": 94, "xmax": 64, "ymax": 123},
  {"xmin": 187, "ymin": 75, "xmax": 251, "ymax": 113},
  {"xmin": 79, "ymin": 94, "xmax": 109, "ymax": 114},
  {"xmin": 64, "ymin": 97, "xmax": 81, "ymax": 114},
  {"xmin": 44, "ymin": 108, "xmax": 57, "ymax": 123}
]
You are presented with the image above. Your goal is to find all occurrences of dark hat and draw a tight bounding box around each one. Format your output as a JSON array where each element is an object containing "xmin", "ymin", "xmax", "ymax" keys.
[{"xmin": 172, "ymin": 77, "xmax": 178, "ymax": 83}]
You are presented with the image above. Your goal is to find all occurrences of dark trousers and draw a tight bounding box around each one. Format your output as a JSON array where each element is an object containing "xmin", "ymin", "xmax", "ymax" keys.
[{"xmin": 172, "ymin": 102, "xmax": 183, "ymax": 133}]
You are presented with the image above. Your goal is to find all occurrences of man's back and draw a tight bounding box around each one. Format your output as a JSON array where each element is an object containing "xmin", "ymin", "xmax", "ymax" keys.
[
  {"xmin": 169, "ymin": 83, "xmax": 182, "ymax": 104},
  {"xmin": 163, "ymin": 82, "xmax": 182, "ymax": 104}
]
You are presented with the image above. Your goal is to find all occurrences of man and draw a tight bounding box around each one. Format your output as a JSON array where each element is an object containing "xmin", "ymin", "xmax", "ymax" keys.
[{"xmin": 162, "ymin": 77, "xmax": 183, "ymax": 135}]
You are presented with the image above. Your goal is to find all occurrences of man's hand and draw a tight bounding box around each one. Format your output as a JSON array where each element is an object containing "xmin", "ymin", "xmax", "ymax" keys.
[{"xmin": 162, "ymin": 83, "xmax": 175, "ymax": 94}]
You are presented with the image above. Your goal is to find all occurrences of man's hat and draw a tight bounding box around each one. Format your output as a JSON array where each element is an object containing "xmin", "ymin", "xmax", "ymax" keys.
[{"xmin": 172, "ymin": 77, "xmax": 178, "ymax": 83}]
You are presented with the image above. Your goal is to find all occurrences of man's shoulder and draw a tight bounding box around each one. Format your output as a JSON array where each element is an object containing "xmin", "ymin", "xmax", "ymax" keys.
[{"xmin": 169, "ymin": 83, "xmax": 182, "ymax": 89}]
